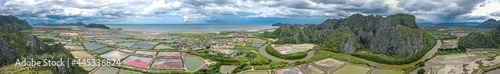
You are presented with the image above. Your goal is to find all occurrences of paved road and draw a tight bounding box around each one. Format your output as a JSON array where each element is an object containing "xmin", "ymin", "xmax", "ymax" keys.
[{"xmin": 258, "ymin": 43, "xmax": 315, "ymax": 63}]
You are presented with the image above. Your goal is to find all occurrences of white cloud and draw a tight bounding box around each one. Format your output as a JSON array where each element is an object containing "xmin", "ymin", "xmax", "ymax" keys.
[{"xmin": 0, "ymin": 0, "xmax": 498, "ymax": 24}]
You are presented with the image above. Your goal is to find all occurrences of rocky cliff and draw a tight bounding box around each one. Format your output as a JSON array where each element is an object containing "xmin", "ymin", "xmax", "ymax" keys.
[
  {"xmin": 263, "ymin": 13, "xmax": 435, "ymax": 57},
  {"xmin": 476, "ymin": 19, "xmax": 500, "ymax": 28}
]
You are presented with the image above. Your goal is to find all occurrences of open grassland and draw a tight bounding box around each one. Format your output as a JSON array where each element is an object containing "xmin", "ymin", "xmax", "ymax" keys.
[
  {"xmin": 331, "ymin": 64, "xmax": 371, "ymax": 74},
  {"xmin": 371, "ymin": 69, "xmax": 403, "ymax": 74}
]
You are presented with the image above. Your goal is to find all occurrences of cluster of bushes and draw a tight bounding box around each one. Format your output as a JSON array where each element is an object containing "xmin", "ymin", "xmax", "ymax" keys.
[
  {"xmin": 351, "ymin": 51, "xmax": 427, "ymax": 65},
  {"xmin": 253, "ymin": 65, "xmax": 271, "ymax": 70},
  {"xmin": 265, "ymin": 45, "xmax": 308, "ymax": 59},
  {"xmin": 245, "ymin": 52, "xmax": 271, "ymax": 65},
  {"xmin": 436, "ymin": 47, "xmax": 466, "ymax": 55},
  {"xmin": 231, "ymin": 63, "xmax": 252, "ymax": 73},
  {"xmin": 252, "ymin": 61, "xmax": 289, "ymax": 70},
  {"xmin": 194, "ymin": 62, "xmax": 224, "ymax": 73},
  {"xmin": 270, "ymin": 61, "xmax": 288, "ymax": 69},
  {"xmin": 402, "ymin": 61, "xmax": 426, "ymax": 74}
]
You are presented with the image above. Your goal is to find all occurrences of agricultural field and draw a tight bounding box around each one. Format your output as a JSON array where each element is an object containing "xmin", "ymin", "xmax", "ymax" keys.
[
  {"xmin": 83, "ymin": 42, "xmax": 106, "ymax": 50},
  {"xmin": 423, "ymin": 52, "xmax": 500, "ymax": 74},
  {"xmin": 184, "ymin": 56, "xmax": 206, "ymax": 71},
  {"xmin": 272, "ymin": 44, "xmax": 315, "ymax": 54},
  {"xmin": 485, "ymin": 69, "xmax": 500, "ymax": 74},
  {"xmin": 312, "ymin": 58, "xmax": 346, "ymax": 73},
  {"xmin": 251, "ymin": 42, "xmax": 264, "ymax": 47},
  {"xmin": 299, "ymin": 64, "xmax": 324, "ymax": 74},
  {"xmin": 219, "ymin": 65, "xmax": 237, "ymax": 74},
  {"xmin": 276, "ymin": 67, "xmax": 304, "ymax": 74},
  {"xmin": 134, "ymin": 51, "xmax": 157, "ymax": 56},
  {"xmin": 92, "ymin": 67, "xmax": 118, "ymax": 74},
  {"xmin": 157, "ymin": 52, "xmax": 182, "ymax": 58},
  {"xmin": 121, "ymin": 56, "xmax": 153, "ymax": 68},
  {"xmin": 150, "ymin": 58, "xmax": 184, "ymax": 69},
  {"xmin": 116, "ymin": 43, "xmax": 136, "ymax": 47},
  {"xmin": 117, "ymin": 69, "xmax": 141, "ymax": 74},
  {"xmin": 154, "ymin": 44, "xmax": 174, "ymax": 49},
  {"xmin": 331, "ymin": 64, "xmax": 371, "ymax": 74},
  {"xmin": 120, "ymin": 49, "xmax": 136, "ymax": 53},
  {"xmin": 441, "ymin": 39, "xmax": 458, "ymax": 49},
  {"xmin": 100, "ymin": 51, "xmax": 130, "ymax": 60},
  {"xmin": 239, "ymin": 70, "xmax": 269, "ymax": 74},
  {"xmin": 371, "ymin": 69, "xmax": 402, "ymax": 74},
  {"xmin": 70, "ymin": 51, "xmax": 97, "ymax": 71},
  {"xmin": 92, "ymin": 47, "xmax": 113, "ymax": 54}
]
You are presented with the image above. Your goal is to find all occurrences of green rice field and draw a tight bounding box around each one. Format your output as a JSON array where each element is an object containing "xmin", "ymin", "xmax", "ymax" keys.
[
  {"xmin": 371, "ymin": 69, "xmax": 402, "ymax": 74},
  {"xmin": 331, "ymin": 64, "xmax": 371, "ymax": 74},
  {"xmin": 239, "ymin": 70, "xmax": 269, "ymax": 74},
  {"xmin": 116, "ymin": 43, "xmax": 136, "ymax": 47},
  {"xmin": 154, "ymin": 44, "xmax": 174, "ymax": 49},
  {"xmin": 220, "ymin": 65, "xmax": 237, "ymax": 74},
  {"xmin": 184, "ymin": 56, "xmax": 205, "ymax": 71},
  {"xmin": 93, "ymin": 67, "xmax": 118, "ymax": 74}
]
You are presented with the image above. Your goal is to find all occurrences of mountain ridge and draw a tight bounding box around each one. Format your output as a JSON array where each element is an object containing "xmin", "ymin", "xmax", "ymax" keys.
[
  {"xmin": 263, "ymin": 13, "xmax": 436, "ymax": 58},
  {"xmin": 476, "ymin": 19, "xmax": 500, "ymax": 28}
]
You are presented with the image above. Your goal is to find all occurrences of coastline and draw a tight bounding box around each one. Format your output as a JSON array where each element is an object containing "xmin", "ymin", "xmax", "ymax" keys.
[{"xmin": 105, "ymin": 24, "xmax": 278, "ymax": 33}]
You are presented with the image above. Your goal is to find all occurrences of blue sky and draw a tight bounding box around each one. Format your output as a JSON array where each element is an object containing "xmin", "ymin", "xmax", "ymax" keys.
[{"xmin": 1, "ymin": 0, "xmax": 500, "ymax": 24}]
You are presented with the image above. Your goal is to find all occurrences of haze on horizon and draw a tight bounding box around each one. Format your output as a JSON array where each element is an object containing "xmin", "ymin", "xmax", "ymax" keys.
[{"xmin": 0, "ymin": 0, "xmax": 499, "ymax": 24}]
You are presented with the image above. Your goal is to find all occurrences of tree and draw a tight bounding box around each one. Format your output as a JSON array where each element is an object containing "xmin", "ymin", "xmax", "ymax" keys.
[{"xmin": 417, "ymin": 69, "xmax": 425, "ymax": 74}]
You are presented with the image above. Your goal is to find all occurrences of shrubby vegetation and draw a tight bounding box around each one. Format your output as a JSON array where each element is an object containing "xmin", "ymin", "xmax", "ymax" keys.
[
  {"xmin": 194, "ymin": 62, "xmax": 223, "ymax": 73},
  {"xmin": 231, "ymin": 63, "xmax": 252, "ymax": 73},
  {"xmin": 435, "ymin": 47, "xmax": 466, "ymax": 55},
  {"xmin": 190, "ymin": 45, "xmax": 275, "ymax": 73},
  {"xmin": 245, "ymin": 52, "xmax": 271, "ymax": 65},
  {"xmin": 458, "ymin": 31, "xmax": 499, "ymax": 48},
  {"xmin": 402, "ymin": 61, "xmax": 426, "ymax": 74},
  {"xmin": 270, "ymin": 61, "xmax": 288, "ymax": 69},
  {"xmin": 294, "ymin": 50, "xmax": 366, "ymax": 65},
  {"xmin": 417, "ymin": 69, "xmax": 425, "ymax": 74},
  {"xmin": 265, "ymin": 44, "xmax": 308, "ymax": 59},
  {"xmin": 253, "ymin": 65, "xmax": 271, "ymax": 70}
]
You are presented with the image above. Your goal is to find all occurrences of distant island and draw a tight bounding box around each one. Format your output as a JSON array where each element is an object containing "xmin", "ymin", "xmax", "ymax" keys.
[
  {"xmin": 476, "ymin": 19, "xmax": 500, "ymax": 28},
  {"xmin": 271, "ymin": 22, "xmax": 289, "ymax": 26},
  {"xmin": 85, "ymin": 23, "xmax": 110, "ymax": 29},
  {"xmin": 271, "ymin": 22, "xmax": 316, "ymax": 26},
  {"xmin": 34, "ymin": 22, "xmax": 110, "ymax": 29},
  {"xmin": 34, "ymin": 22, "xmax": 86, "ymax": 26}
]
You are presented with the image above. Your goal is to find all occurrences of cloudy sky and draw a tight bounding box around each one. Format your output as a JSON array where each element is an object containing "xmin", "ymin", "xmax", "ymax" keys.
[{"xmin": 1, "ymin": 0, "xmax": 499, "ymax": 24}]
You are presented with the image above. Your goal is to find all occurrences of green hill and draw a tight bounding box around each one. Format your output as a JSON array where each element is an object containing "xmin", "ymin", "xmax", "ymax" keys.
[
  {"xmin": 459, "ymin": 26, "xmax": 500, "ymax": 48},
  {"xmin": 0, "ymin": 15, "xmax": 87, "ymax": 73}
]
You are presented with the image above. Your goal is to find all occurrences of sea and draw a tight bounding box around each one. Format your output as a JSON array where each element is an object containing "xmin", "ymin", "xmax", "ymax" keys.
[{"xmin": 106, "ymin": 24, "xmax": 277, "ymax": 33}]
